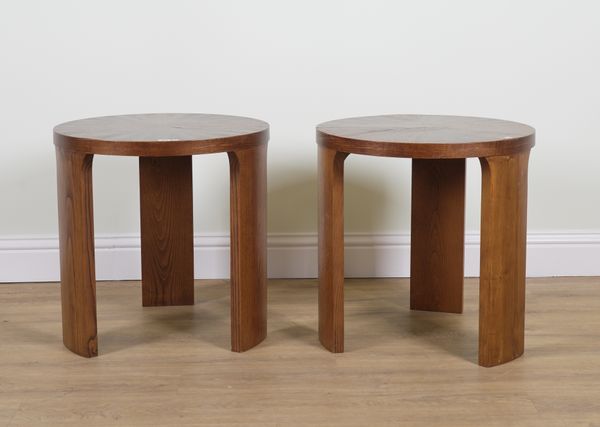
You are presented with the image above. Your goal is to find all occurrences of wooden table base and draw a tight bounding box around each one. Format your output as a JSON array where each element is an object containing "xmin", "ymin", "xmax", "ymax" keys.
[
  {"xmin": 57, "ymin": 148, "xmax": 267, "ymax": 357},
  {"xmin": 317, "ymin": 146, "xmax": 531, "ymax": 367}
]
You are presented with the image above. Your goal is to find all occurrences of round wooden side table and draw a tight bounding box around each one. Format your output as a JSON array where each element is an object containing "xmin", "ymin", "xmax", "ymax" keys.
[
  {"xmin": 316, "ymin": 114, "xmax": 535, "ymax": 367},
  {"xmin": 54, "ymin": 113, "xmax": 269, "ymax": 357}
]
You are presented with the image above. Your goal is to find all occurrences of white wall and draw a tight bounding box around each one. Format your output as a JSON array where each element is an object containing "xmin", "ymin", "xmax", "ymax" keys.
[{"xmin": 1, "ymin": 0, "xmax": 599, "ymax": 279}]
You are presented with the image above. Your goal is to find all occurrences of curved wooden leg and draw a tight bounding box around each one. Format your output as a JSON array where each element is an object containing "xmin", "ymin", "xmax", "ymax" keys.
[
  {"xmin": 410, "ymin": 159, "xmax": 465, "ymax": 313},
  {"xmin": 318, "ymin": 146, "xmax": 348, "ymax": 353},
  {"xmin": 228, "ymin": 145, "xmax": 267, "ymax": 352},
  {"xmin": 479, "ymin": 151, "xmax": 530, "ymax": 367},
  {"xmin": 139, "ymin": 156, "xmax": 194, "ymax": 307},
  {"xmin": 56, "ymin": 147, "xmax": 98, "ymax": 358}
]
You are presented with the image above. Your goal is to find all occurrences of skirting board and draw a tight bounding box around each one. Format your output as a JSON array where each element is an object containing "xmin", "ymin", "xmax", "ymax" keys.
[{"xmin": 0, "ymin": 232, "xmax": 599, "ymax": 283}]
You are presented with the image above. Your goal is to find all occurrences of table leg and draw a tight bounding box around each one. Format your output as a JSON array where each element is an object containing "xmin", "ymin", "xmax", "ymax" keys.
[
  {"xmin": 228, "ymin": 145, "xmax": 267, "ymax": 352},
  {"xmin": 410, "ymin": 159, "xmax": 465, "ymax": 313},
  {"xmin": 56, "ymin": 147, "xmax": 98, "ymax": 357},
  {"xmin": 479, "ymin": 151, "xmax": 530, "ymax": 367},
  {"xmin": 139, "ymin": 156, "xmax": 194, "ymax": 307},
  {"xmin": 318, "ymin": 146, "xmax": 348, "ymax": 353}
]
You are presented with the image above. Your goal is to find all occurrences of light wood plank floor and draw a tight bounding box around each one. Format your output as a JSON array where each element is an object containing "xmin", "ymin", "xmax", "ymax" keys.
[{"xmin": 1, "ymin": 278, "xmax": 599, "ymax": 426}]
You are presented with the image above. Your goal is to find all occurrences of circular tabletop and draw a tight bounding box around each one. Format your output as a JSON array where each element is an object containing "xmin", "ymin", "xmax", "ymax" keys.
[
  {"xmin": 317, "ymin": 115, "xmax": 535, "ymax": 159},
  {"xmin": 54, "ymin": 113, "xmax": 269, "ymax": 156}
]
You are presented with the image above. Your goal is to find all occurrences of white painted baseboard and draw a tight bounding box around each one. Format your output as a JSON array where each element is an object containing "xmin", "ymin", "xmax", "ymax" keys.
[{"xmin": 0, "ymin": 232, "xmax": 599, "ymax": 283}]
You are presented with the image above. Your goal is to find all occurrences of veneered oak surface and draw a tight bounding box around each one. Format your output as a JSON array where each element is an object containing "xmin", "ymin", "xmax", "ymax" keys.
[
  {"xmin": 317, "ymin": 115, "xmax": 534, "ymax": 158},
  {"xmin": 54, "ymin": 113, "xmax": 269, "ymax": 156}
]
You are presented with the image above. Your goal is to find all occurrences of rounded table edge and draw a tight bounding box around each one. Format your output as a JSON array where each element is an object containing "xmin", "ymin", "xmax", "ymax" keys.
[
  {"xmin": 316, "ymin": 130, "xmax": 535, "ymax": 159},
  {"xmin": 53, "ymin": 128, "xmax": 270, "ymax": 157}
]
